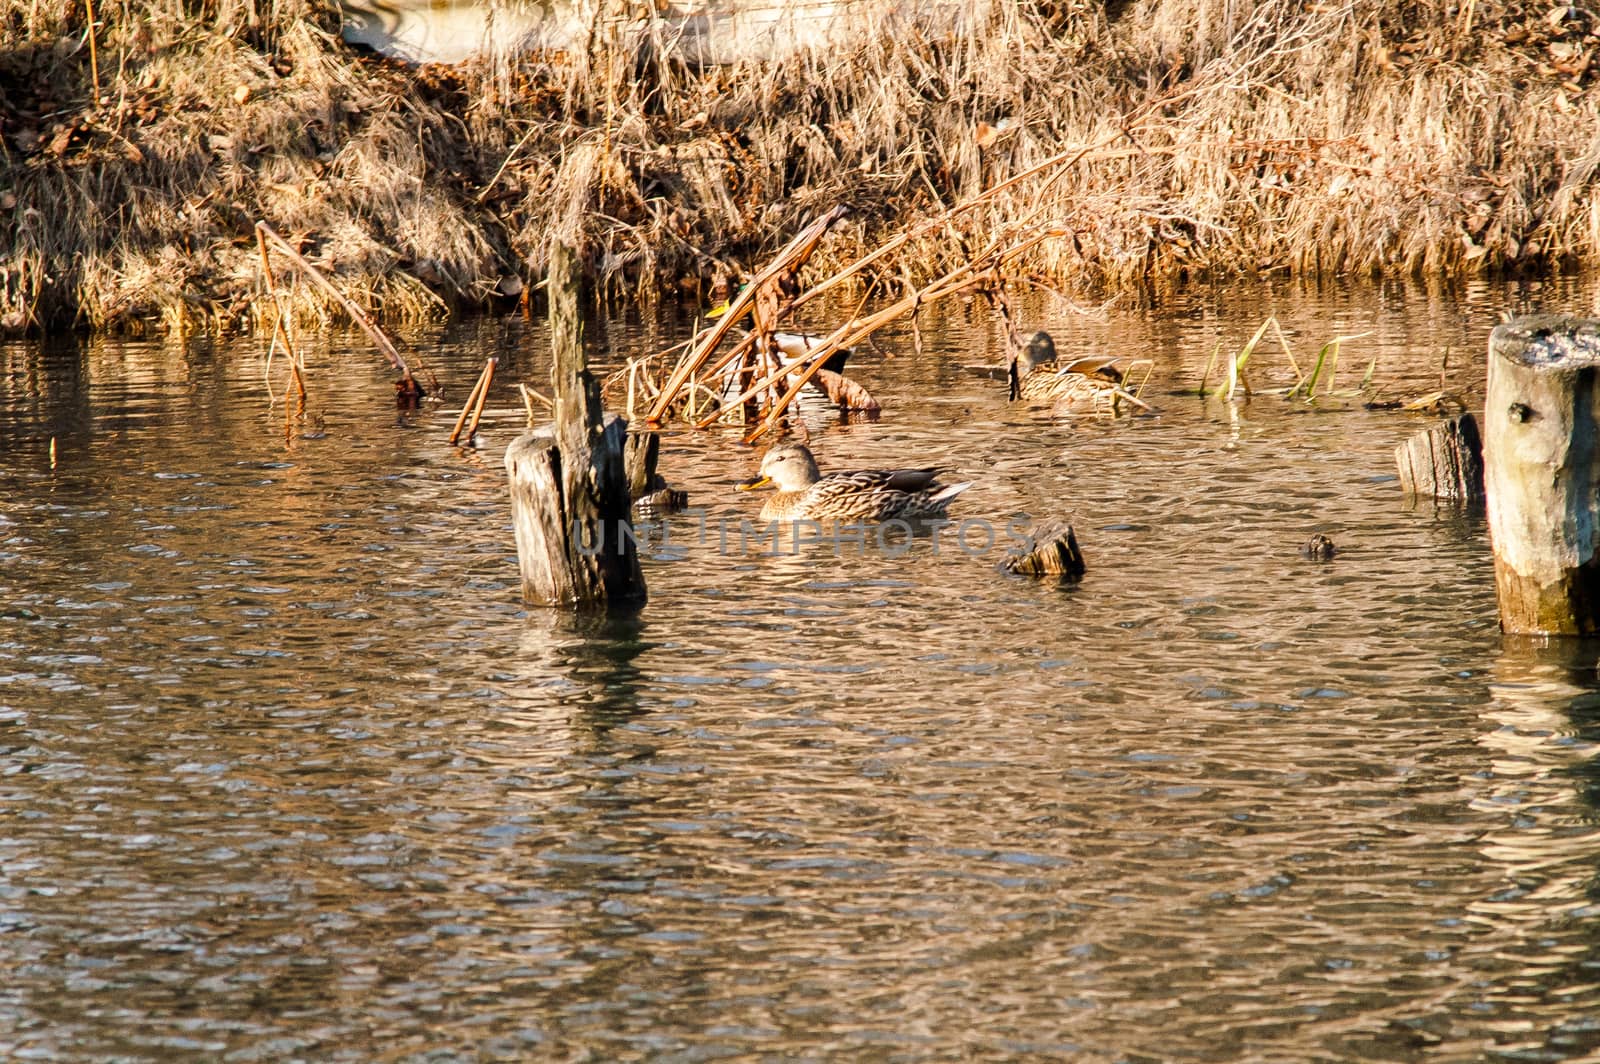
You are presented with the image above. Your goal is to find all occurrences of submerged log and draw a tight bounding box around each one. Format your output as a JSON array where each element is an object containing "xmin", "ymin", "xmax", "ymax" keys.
[
  {"xmin": 1394, "ymin": 412, "xmax": 1485, "ymax": 501},
  {"xmin": 1000, "ymin": 522, "xmax": 1086, "ymax": 579},
  {"xmin": 1483, "ymin": 314, "xmax": 1600, "ymax": 635},
  {"xmin": 505, "ymin": 244, "xmax": 645, "ymax": 607}
]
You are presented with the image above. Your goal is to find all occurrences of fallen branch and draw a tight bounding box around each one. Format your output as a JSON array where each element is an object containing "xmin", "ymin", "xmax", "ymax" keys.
[
  {"xmin": 256, "ymin": 225, "xmax": 306, "ymax": 403},
  {"xmin": 255, "ymin": 221, "xmax": 436, "ymax": 394}
]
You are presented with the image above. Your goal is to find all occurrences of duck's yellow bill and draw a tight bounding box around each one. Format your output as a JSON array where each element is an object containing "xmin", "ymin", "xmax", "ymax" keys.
[
  {"xmin": 736, "ymin": 474, "xmax": 771, "ymax": 491},
  {"xmin": 705, "ymin": 300, "xmax": 731, "ymax": 320}
]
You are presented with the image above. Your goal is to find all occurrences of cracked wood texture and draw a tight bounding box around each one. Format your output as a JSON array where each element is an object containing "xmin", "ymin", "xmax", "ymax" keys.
[
  {"xmin": 1395, "ymin": 413, "xmax": 1484, "ymax": 501},
  {"xmin": 1484, "ymin": 314, "xmax": 1600, "ymax": 635},
  {"xmin": 505, "ymin": 244, "xmax": 646, "ymax": 608}
]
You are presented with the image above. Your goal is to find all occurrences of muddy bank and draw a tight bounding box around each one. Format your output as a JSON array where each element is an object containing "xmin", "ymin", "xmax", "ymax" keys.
[{"xmin": 3, "ymin": 0, "xmax": 1598, "ymax": 336}]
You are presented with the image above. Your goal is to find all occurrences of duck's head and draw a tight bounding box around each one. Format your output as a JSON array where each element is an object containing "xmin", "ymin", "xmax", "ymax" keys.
[
  {"xmin": 736, "ymin": 443, "xmax": 822, "ymax": 492},
  {"xmin": 1018, "ymin": 331, "xmax": 1057, "ymax": 375}
]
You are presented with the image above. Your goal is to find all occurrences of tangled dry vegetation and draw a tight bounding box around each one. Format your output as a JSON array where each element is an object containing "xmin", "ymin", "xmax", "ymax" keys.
[{"xmin": 3, "ymin": 0, "xmax": 1600, "ymax": 335}]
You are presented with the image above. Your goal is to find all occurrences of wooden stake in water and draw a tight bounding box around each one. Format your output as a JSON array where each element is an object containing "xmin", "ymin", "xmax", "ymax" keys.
[
  {"xmin": 504, "ymin": 244, "xmax": 645, "ymax": 607},
  {"xmin": 1001, "ymin": 522, "xmax": 1086, "ymax": 579},
  {"xmin": 1484, "ymin": 314, "xmax": 1600, "ymax": 634},
  {"xmin": 1395, "ymin": 413, "xmax": 1484, "ymax": 502}
]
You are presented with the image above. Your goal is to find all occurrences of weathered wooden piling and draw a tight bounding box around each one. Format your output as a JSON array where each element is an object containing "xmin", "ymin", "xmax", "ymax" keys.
[
  {"xmin": 1483, "ymin": 314, "xmax": 1600, "ymax": 635},
  {"xmin": 1000, "ymin": 522, "xmax": 1086, "ymax": 579},
  {"xmin": 1395, "ymin": 412, "xmax": 1485, "ymax": 501},
  {"xmin": 504, "ymin": 245, "xmax": 646, "ymax": 607}
]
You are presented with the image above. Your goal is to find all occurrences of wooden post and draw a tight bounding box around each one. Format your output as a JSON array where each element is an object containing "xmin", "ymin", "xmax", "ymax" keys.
[
  {"xmin": 1484, "ymin": 314, "xmax": 1600, "ymax": 634},
  {"xmin": 1000, "ymin": 522, "xmax": 1086, "ymax": 579},
  {"xmin": 504, "ymin": 244, "xmax": 646, "ymax": 607},
  {"xmin": 1395, "ymin": 412, "xmax": 1485, "ymax": 501}
]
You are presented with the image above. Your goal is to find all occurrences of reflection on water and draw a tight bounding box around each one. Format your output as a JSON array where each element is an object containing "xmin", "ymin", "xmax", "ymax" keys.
[{"xmin": 4, "ymin": 278, "xmax": 1600, "ymax": 1060}]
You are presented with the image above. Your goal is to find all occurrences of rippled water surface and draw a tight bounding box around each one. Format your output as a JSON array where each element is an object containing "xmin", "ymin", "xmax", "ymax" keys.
[{"xmin": 6, "ymin": 278, "xmax": 1600, "ymax": 1061}]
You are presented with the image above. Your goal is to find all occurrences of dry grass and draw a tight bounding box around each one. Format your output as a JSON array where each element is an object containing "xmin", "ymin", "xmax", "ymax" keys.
[{"xmin": 2, "ymin": 0, "xmax": 1598, "ymax": 334}]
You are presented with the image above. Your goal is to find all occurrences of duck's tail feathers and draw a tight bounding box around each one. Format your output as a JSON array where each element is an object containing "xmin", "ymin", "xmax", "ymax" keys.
[{"xmin": 931, "ymin": 482, "xmax": 974, "ymax": 506}]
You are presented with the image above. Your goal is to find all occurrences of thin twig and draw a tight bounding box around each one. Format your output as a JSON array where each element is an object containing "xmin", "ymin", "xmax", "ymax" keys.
[{"xmin": 255, "ymin": 221, "xmax": 419, "ymax": 383}]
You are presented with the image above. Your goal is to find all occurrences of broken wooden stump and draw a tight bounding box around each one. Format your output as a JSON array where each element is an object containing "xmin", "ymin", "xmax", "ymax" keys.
[
  {"xmin": 505, "ymin": 244, "xmax": 646, "ymax": 608},
  {"xmin": 1395, "ymin": 411, "xmax": 1485, "ymax": 502},
  {"xmin": 1483, "ymin": 314, "xmax": 1600, "ymax": 635},
  {"xmin": 1000, "ymin": 522, "xmax": 1086, "ymax": 579},
  {"xmin": 624, "ymin": 429, "xmax": 663, "ymax": 498}
]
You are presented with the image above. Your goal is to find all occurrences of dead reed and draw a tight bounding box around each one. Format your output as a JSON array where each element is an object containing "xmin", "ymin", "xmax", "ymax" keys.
[
  {"xmin": 450, "ymin": 356, "xmax": 497, "ymax": 444},
  {"xmin": 3, "ymin": 0, "xmax": 1599, "ymax": 335}
]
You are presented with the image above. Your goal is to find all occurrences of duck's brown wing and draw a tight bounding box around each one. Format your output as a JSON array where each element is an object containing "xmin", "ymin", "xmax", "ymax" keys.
[
  {"xmin": 815, "ymin": 468, "xmax": 943, "ymax": 493},
  {"xmin": 1060, "ymin": 356, "xmax": 1126, "ymax": 383},
  {"xmin": 1021, "ymin": 367, "xmax": 1123, "ymax": 402},
  {"xmin": 880, "ymin": 467, "xmax": 942, "ymax": 492},
  {"xmin": 798, "ymin": 468, "xmax": 949, "ymax": 522}
]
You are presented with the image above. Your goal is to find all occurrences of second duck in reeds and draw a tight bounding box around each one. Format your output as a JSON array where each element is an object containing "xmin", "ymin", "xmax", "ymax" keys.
[
  {"xmin": 1012, "ymin": 330, "xmax": 1152, "ymax": 415},
  {"xmin": 737, "ymin": 443, "xmax": 971, "ymax": 523}
]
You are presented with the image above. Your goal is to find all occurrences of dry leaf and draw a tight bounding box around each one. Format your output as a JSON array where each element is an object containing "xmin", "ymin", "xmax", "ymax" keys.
[
  {"xmin": 812, "ymin": 368, "xmax": 880, "ymax": 411},
  {"xmin": 232, "ymin": 84, "xmax": 251, "ymax": 105},
  {"xmin": 1401, "ymin": 391, "xmax": 1467, "ymax": 415},
  {"xmin": 975, "ymin": 117, "xmax": 1016, "ymax": 148},
  {"xmin": 46, "ymin": 126, "xmax": 73, "ymax": 156}
]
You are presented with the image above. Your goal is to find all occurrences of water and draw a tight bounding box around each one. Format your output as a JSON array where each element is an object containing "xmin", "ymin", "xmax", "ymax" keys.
[{"xmin": 4, "ymin": 277, "xmax": 1600, "ymax": 1061}]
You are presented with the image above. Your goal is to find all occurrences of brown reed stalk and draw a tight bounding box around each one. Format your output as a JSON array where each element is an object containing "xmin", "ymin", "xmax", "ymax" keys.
[
  {"xmin": 644, "ymin": 205, "xmax": 848, "ymax": 422},
  {"xmin": 686, "ymin": 224, "xmax": 1060, "ymax": 435},
  {"xmin": 255, "ymin": 226, "xmax": 308, "ymax": 401},
  {"xmin": 518, "ymin": 382, "xmax": 551, "ymax": 426},
  {"xmin": 449, "ymin": 357, "xmax": 496, "ymax": 444},
  {"xmin": 82, "ymin": 0, "xmax": 99, "ymax": 100},
  {"xmin": 463, "ymin": 357, "xmax": 496, "ymax": 442},
  {"xmin": 744, "ymin": 229, "xmax": 1064, "ymax": 441}
]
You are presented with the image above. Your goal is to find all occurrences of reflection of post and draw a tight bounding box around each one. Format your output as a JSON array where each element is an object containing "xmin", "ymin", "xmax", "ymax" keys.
[
  {"xmin": 505, "ymin": 244, "xmax": 646, "ymax": 607},
  {"xmin": 1472, "ymin": 640, "xmax": 1600, "ymax": 946},
  {"xmin": 1484, "ymin": 315, "xmax": 1600, "ymax": 634},
  {"xmin": 554, "ymin": 610, "xmax": 650, "ymax": 732}
]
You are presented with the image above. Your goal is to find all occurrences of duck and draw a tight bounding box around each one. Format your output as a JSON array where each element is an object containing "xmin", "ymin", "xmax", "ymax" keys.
[
  {"xmin": 736, "ymin": 443, "xmax": 971, "ymax": 522},
  {"xmin": 769, "ymin": 331, "xmax": 853, "ymax": 375},
  {"xmin": 1012, "ymin": 330, "xmax": 1150, "ymax": 415},
  {"xmin": 705, "ymin": 298, "xmax": 854, "ymax": 375}
]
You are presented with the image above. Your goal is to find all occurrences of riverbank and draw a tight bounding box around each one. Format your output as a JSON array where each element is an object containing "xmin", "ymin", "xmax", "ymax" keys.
[{"xmin": 3, "ymin": 0, "xmax": 1598, "ymax": 336}]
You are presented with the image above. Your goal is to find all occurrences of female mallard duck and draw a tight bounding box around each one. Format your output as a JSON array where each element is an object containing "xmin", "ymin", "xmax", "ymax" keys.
[
  {"xmin": 1012, "ymin": 330, "xmax": 1150, "ymax": 414},
  {"xmin": 737, "ymin": 443, "xmax": 971, "ymax": 522}
]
